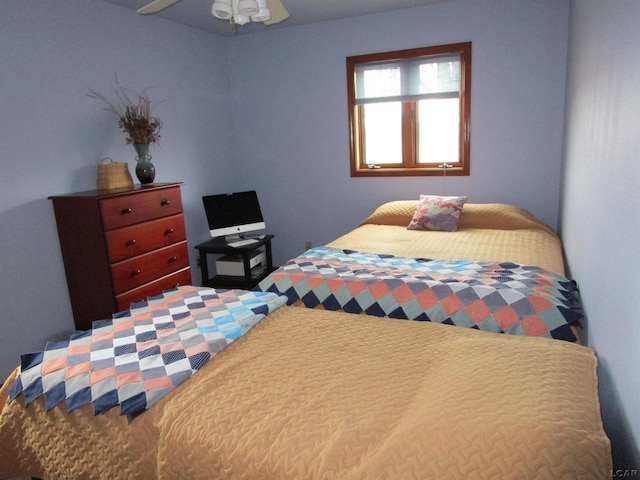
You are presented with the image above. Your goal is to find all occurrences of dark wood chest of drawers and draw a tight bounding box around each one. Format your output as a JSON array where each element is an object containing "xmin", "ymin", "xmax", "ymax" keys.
[{"xmin": 49, "ymin": 183, "xmax": 192, "ymax": 331}]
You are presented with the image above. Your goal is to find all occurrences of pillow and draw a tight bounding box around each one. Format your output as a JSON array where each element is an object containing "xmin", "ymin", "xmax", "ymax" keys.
[
  {"xmin": 359, "ymin": 200, "xmax": 420, "ymax": 227},
  {"xmin": 407, "ymin": 195, "xmax": 468, "ymax": 232}
]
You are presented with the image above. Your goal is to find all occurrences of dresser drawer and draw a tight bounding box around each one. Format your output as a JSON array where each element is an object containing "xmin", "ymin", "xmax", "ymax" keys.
[
  {"xmin": 100, "ymin": 186, "xmax": 183, "ymax": 231},
  {"xmin": 115, "ymin": 267, "xmax": 192, "ymax": 311},
  {"xmin": 105, "ymin": 214, "xmax": 187, "ymax": 263},
  {"xmin": 111, "ymin": 242, "xmax": 190, "ymax": 294}
]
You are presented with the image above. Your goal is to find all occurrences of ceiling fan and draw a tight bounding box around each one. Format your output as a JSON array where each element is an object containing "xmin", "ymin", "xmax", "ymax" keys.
[{"xmin": 137, "ymin": 0, "xmax": 289, "ymax": 26}]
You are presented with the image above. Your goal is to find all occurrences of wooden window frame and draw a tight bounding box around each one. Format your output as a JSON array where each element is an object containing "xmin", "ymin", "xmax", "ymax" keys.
[{"xmin": 346, "ymin": 42, "xmax": 472, "ymax": 177}]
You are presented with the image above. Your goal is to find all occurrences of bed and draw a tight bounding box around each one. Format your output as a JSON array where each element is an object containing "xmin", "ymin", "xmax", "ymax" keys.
[
  {"xmin": 328, "ymin": 201, "xmax": 566, "ymax": 273},
  {"xmin": 258, "ymin": 200, "xmax": 581, "ymax": 343},
  {"xmin": 0, "ymin": 201, "xmax": 612, "ymax": 479}
]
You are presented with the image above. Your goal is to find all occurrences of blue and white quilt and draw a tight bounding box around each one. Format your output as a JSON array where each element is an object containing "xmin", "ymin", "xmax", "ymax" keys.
[{"xmin": 9, "ymin": 286, "xmax": 287, "ymax": 416}]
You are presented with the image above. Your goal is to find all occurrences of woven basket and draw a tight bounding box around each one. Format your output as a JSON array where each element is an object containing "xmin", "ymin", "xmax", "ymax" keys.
[{"xmin": 97, "ymin": 158, "xmax": 133, "ymax": 190}]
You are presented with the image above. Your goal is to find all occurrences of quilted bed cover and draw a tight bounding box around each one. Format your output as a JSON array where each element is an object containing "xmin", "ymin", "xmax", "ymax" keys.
[
  {"xmin": 0, "ymin": 303, "xmax": 611, "ymax": 479},
  {"xmin": 257, "ymin": 246, "xmax": 581, "ymax": 341},
  {"xmin": 328, "ymin": 202, "xmax": 567, "ymax": 274}
]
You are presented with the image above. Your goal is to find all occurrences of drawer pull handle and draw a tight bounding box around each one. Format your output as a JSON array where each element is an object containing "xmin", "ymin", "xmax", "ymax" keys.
[
  {"xmin": 121, "ymin": 208, "xmax": 133, "ymax": 214},
  {"xmin": 164, "ymin": 228, "xmax": 174, "ymax": 235},
  {"xmin": 161, "ymin": 199, "xmax": 171, "ymax": 206},
  {"xmin": 126, "ymin": 239, "xmax": 137, "ymax": 246},
  {"xmin": 168, "ymin": 256, "xmax": 178, "ymax": 263},
  {"xmin": 131, "ymin": 269, "xmax": 141, "ymax": 277}
]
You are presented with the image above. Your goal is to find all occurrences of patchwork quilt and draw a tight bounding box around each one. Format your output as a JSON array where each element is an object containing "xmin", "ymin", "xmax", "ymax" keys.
[
  {"xmin": 9, "ymin": 286, "xmax": 287, "ymax": 416},
  {"xmin": 258, "ymin": 247, "xmax": 581, "ymax": 341}
]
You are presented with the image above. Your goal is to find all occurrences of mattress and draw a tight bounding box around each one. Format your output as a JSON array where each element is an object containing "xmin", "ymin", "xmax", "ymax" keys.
[
  {"xmin": 263, "ymin": 201, "xmax": 579, "ymax": 341},
  {"xmin": 328, "ymin": 202, "xmax": 566, "ymax": 274},
  {"xmin": 0, "ymin": 304, "xmax": 611, "ymax": 479}
]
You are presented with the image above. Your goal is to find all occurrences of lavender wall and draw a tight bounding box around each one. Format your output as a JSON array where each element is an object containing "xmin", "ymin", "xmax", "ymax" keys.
[
  {"xmin": 0, "ymin": 0, "xmax": 235, "ymax": 379},
  {"xmin": 562, "ymin": 0, "xmax": 640, "ymax": 470},
  {"xmin": 225, "ymin": 0, "xmax": 570, "ymax": 266},
  {"xmin": 2, "ymin": 0, "xmax": 636, "ymax": 471}
]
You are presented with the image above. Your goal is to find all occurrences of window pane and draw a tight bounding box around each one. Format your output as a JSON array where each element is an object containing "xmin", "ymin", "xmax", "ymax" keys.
[
  {"xmin": 363, "ymin": 102, "xmax": 402, "ymax": 165},
  {"xmin": 362, "ymin": 67, "xmax": 401, "ymax": 98},
  {"xmin": 417, "ymin": 98, "xmax": 459, "ymax": 164},
  {"xmin": 418, "ymin": 60, "xmax": 460, "ymax": 95}
]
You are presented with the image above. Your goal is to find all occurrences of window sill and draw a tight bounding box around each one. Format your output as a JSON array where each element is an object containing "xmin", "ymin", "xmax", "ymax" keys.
[{"xmin": 351, "ymin": 165, "xmax": 469, "ymax": 177}]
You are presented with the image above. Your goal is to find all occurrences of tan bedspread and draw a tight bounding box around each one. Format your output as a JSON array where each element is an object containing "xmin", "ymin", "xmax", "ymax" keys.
[
  {"xmin": 0, "ymin": 306, "xmax": 611, "ymax": 479},
  {"xmin": 328, "ymin": 202, "xmax": 566, "ymax": 274}
]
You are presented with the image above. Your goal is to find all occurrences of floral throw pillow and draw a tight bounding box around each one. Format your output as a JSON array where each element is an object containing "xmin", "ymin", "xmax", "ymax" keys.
[{"xmin": 407, "ymin": 195, "xmax": 468, "ymax": 232}]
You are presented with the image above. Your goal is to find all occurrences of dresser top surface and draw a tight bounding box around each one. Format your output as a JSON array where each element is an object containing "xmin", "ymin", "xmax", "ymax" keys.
[{"xmin": 48, "ymin": 182, "xmax": 183, "ymax": 200}]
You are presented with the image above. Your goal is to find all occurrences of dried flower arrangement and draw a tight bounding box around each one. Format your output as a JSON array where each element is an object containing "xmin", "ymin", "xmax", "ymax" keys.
[{"xmin": 87, "ymin": 76, "xmax": 163, "ymax": 146}]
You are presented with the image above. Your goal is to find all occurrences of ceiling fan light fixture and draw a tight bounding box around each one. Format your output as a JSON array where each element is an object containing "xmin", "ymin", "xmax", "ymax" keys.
[
  {"xmin": 251, "ymin": 0, "xmax": 271, "ymax": 22},
  {"xmin": 138, "ymin": 0, "xmax": 288, "ymax": 27},
  {"xmin": 231, "ymin": 0, "xmax": 250, "ymax": 25},
  {"xmin": 211, "ymin": 0, "xmax": 233, "ymax": 19},
  {"xmin": 237, "ymin": 0, "xmax": 259, "ymax": 16}
]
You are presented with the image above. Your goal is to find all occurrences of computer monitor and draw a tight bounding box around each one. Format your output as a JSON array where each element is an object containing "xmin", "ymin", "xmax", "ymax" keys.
[{"xmin": 202, "ymin": 190, "xmax": 266, "ymax": 242}]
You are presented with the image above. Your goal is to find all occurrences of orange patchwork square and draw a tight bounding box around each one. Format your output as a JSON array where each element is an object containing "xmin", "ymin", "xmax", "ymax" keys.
[
  {"xmin": 150, "ymin": 302, "xmax": 169, "ymax": 312},
  {"xmin": 92, "ymin": 332, "xmax": 113, "ymax": 343},
  {"xmin": 308, "ymin": 275, "xmax": 327, "ymax": 289},
  {"xmin": 493, "ymin": 306, "xmax": 520, "ymax": 330},
  {"xmin": 466, "ymin": 299, "xmax": 492, "ymax": 323},
  {"xmin": 271, "ymin": 270, "xmax": 286, "ymax": 281},
  {"xmin": 326, "ymin": 277, "xmax": 346, "ymax": 292},
  {"xmin": 163, "ymin": 292, "xmax": 183, "ymax": 303},
  {"xmin": 521, "ymin": 315, "xmax": 548, "ymax": 337},
  {"xmin": 204, "ymin": 298, "xmax": 223, "ymax": 308},
  {"xmin": 416, "ymin": 289, "xmax": 438, "ymax": 310},
  {"xmin": 289, "ymin": 272, "xmax": 309, "ymax": 285},
  {"xmin": 369, "ymin": 281, "xmax": 391, "ymax": 301},
  {"xmin": 392, "ymin": 284, "xmax": 416, "ymax": 304},
  {"xmin": 66, "ymin": 361, "xmax": 91, "ymax": 379},
  {"xmin": 131, "ymin": 312, "xmax": 153, "ymax": 323},
  {"xmin": 41, "ymin": 357, "xmax": 67, "ymax": 376},
  {"xmin": 117, "ymin": 371, "xmax": 143, "ymax": 387},
  {"xmin": 347, "ymin": 279, "xmax": 368, "ymax": 296},
  {"xmin": 528, "ymin": 295, "xmax": 554, "ymax": 312},
  {"xmin": 67, "ymin": 343, "xmax": 91, "ymax": 356},
  {"xmin": 160, "ymin": 341, "xmax": 183, "ymax": 354},
  {"xmin": 144, "ymin": 376, "xmax": 172, "ymax": 391},
  {"xmin": 441, "ymin": 294, "xmax": 464, "ymax": 316},
  {"xmin": 113, "ymin": 321, "xmax": 134, "ymax": 332},
  {"xmin": 90, "ymin": 366, "xmax": 116, "ymax": 385}
]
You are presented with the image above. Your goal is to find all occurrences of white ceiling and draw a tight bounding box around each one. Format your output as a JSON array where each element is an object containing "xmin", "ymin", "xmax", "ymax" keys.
[{"xmin": 100, "ymin": 0, "xmax": 453, "ymax": 37}]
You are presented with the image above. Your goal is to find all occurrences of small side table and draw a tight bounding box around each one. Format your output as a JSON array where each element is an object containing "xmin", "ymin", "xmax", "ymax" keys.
[{"xmin": 194, "ymin": 235, "xmax": 274, "ymax": 289}]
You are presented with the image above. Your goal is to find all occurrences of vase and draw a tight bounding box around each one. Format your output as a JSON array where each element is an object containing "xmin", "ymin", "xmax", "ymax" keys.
[{"xmin": 133, "ymin": 143, "xmax": 156, "ymax": 184}]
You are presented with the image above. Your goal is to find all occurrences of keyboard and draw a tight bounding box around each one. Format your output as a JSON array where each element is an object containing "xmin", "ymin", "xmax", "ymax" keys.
[{"xmin": 227, "ymin": 238, "xmax": 259, "ymax": 248}]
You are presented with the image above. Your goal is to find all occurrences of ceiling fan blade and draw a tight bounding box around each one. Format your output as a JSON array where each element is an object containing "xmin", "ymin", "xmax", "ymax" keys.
[
  {"xmin": 137, "ymin": 0, "xmax": 181, "ymax": 14},
  {"xmin": 263, "ymin": 0, "xmax": 289, "ymax": 24}
]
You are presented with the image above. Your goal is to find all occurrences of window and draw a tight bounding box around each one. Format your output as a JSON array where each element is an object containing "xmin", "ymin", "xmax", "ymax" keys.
[{"xmin": 346, "ymin": 42, "xmax": 471, "ymax": 177}]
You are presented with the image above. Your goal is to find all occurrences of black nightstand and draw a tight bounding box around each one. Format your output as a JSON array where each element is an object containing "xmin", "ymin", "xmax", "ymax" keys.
[{"xmin": 194, "ymin": 235, "xmax": 274, "ymax": 289}]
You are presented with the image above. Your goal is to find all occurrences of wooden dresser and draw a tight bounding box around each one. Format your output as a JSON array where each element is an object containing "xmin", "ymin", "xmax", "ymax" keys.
[{"xmin": 49, "ymin": 182, "xmax": 192, "ymax": 331}]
